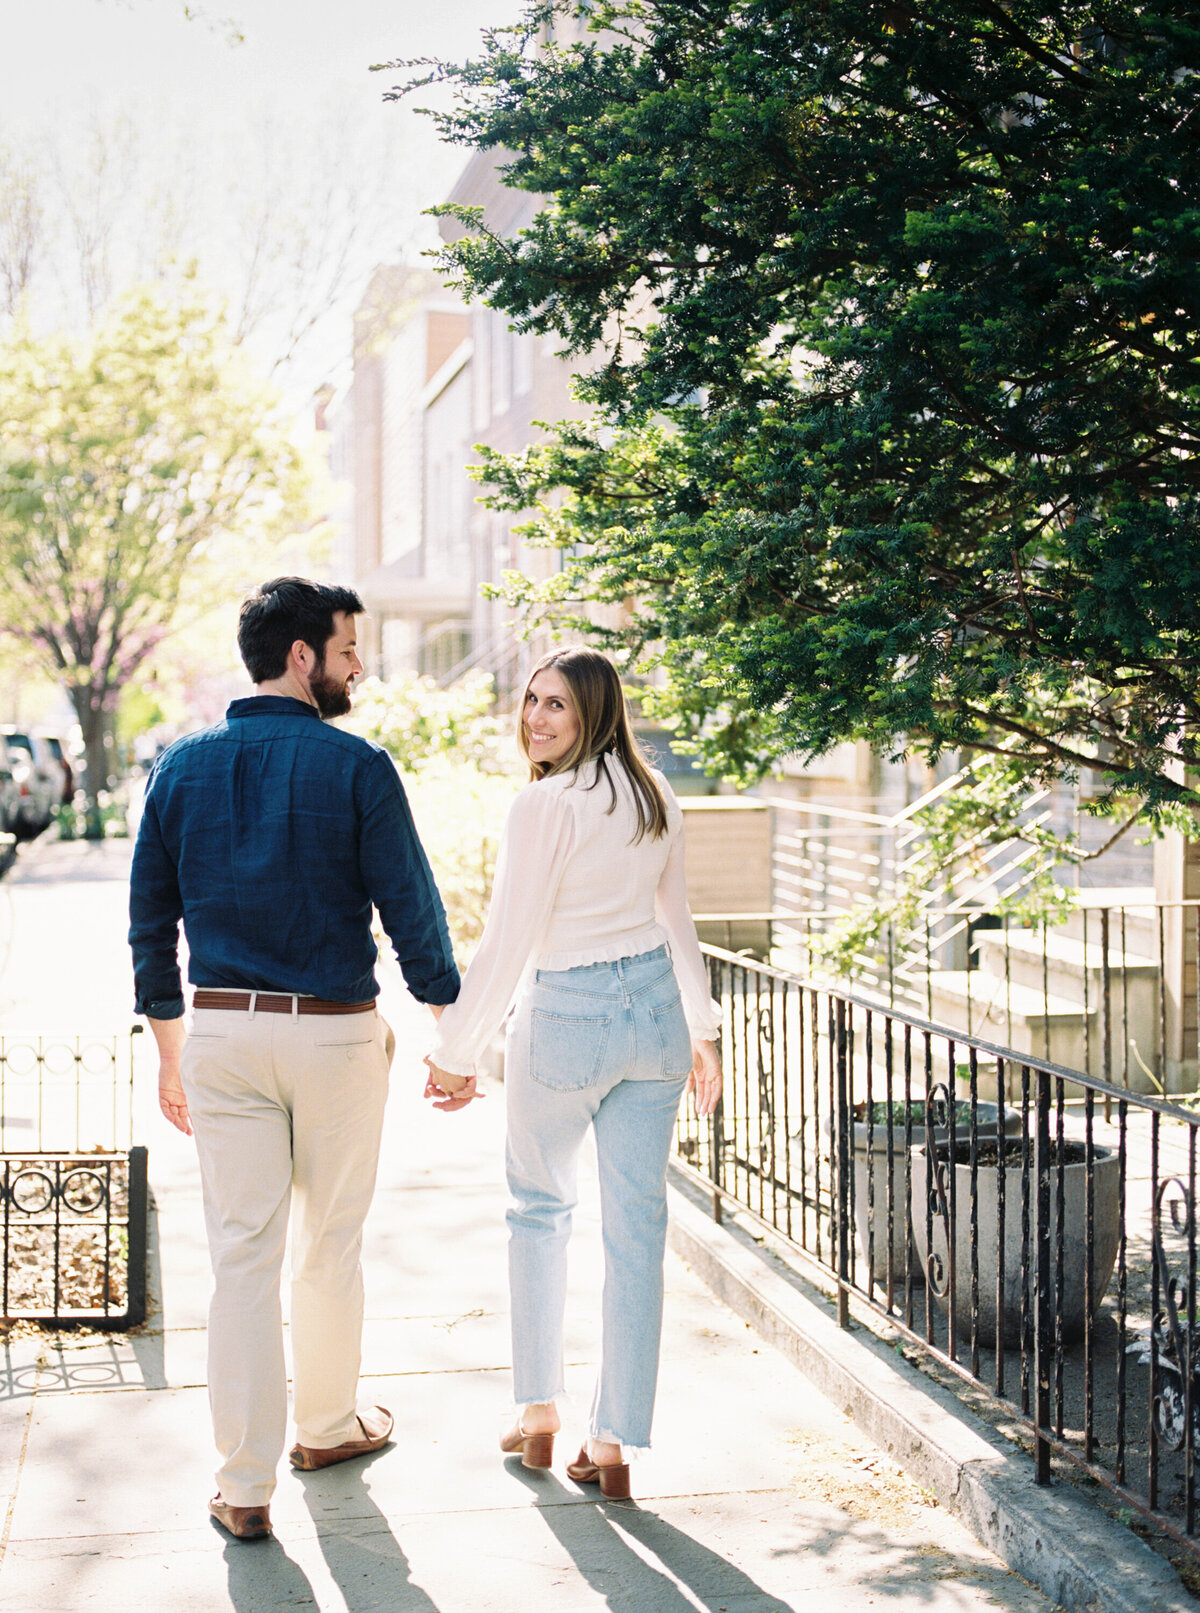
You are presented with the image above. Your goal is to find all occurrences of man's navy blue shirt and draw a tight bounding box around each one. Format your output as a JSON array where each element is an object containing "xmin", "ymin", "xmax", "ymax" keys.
[{"xmin": 129, "ymin": 696, "xmax": 460, "ymax": 1019}]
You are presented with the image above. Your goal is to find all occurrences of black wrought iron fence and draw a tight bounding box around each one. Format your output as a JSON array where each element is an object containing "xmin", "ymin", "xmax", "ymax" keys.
[
  {"xmin": 0, "ymin": 1031, "xmax": 146, "ymax": 1328},
  {"xmin": 694, "ymin": 897, "xmax": 1200, "ymax": 1099},
  {"xmin": 674, "ymin": 946, "xmax": 1200, "ymax": 1559}
]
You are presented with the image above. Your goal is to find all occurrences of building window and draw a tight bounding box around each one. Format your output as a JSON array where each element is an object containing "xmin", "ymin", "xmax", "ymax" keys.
[
  {"xmin": 513, "ymin": 331, "xmax": 533, "ymax": 398},
  {"xmin": 491, "ymin": 317, "xmax": 513, "ymax": 418}
]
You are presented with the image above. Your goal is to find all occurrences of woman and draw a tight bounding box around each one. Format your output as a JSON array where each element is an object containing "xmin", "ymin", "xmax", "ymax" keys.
[{"xmin": 425, "ymin": 647, "xmax": 723, "ymax": 1500}]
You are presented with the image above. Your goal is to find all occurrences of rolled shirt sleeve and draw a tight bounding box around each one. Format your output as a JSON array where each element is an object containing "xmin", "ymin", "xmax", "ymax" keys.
[
  {"xmin": 128, "ymin": 788, "xmax": 186, "ymax": 1020},
  {"xmin": 428, "ymin": 782, "xmax": 576, "ymax": 1076},
  {"xmin": 358, "ymin": 751, "xmax": 460, "ymax": 1005}
]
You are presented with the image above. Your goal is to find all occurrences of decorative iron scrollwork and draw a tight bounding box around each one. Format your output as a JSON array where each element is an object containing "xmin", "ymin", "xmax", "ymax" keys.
[
  {"xmin": 756, "ymin": 1004, "xmax": 775, "ymax": 1176},
  {"xmin": 9, "ymin": 1170, "xmax": 54, "ymax": 1215},
  {"xmin": 923, "ymin": 1082, "xmax": 957, "ymax": 1300},
  {"xmin": 1, "ymin": 1163, "xmax": 113, "ymax": 1218},
  {"xmin": 61, "ymin": 1170, "xmax": 107, "ymax": 1214},
  {"xmin": 1152, "ymin": 1176, "xmax": 1199, "ymax": 1454}
]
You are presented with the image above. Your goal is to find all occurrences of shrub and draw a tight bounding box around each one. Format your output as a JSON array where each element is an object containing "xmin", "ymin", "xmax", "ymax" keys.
[{"xmin": 342, "ymin": 673, "xmax": 521, "ymax": 963}]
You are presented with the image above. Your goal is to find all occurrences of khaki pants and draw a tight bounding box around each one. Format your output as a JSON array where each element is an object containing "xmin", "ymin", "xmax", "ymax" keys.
[{"xmin": 182, "ymin": 1003, "xmax": 392, "ymax": 1506}]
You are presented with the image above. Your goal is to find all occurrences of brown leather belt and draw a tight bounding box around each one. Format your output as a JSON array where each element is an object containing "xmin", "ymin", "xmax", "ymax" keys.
[{"xmin": 193, "ymin": 990, "xmax": 375, "ymax": 1016}]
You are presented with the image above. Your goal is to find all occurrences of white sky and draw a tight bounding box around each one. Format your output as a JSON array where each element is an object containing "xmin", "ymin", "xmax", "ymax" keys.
[
  {"xmin": 0, "ymin": 0, "xmax": 511, "ymax": 127},
  {"xmin": 0, "ymin": 0, "xmax": 525, "ymax": 396}
]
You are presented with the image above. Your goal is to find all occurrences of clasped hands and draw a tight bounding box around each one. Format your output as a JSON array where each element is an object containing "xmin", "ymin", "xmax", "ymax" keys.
[
  {"xmin": 423, "ymin": 1056, "xmax": 485, "ymax": 1112},
  {"xmin": 425, "ymin": 1041, "xmax": 722, "ymax": 1117}
]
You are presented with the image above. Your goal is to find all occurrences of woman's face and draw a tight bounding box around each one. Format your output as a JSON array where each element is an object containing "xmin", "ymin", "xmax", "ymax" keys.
[{"xmin": 523, "ymin": 669, "xmax": 581, "ymax": 767}]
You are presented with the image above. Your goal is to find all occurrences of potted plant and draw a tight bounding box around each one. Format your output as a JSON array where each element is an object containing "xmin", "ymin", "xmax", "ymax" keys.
[
  {"xmin": 910, "ymin": 1126, "xmax": 1120, "ymax": 1347},
  {"xmin": 834, "ymin": 1093, "xmax": 1021, "ymax": 1286}
]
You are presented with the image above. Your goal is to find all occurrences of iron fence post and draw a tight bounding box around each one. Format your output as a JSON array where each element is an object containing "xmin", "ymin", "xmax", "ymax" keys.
[
  {"xmin": 1035, "ymin": 1065, "xmax": 1053, "ymax": 1485},
  {"xmin": 1100, "ymin": 908, "xmax": 1113, "ymax": 1124},
  {"xmin": 124, "ymin": 1145, "xmax": 149, "ymax": 1328},
  {"xmin": 835, "ymin": 997, "xmax": 850, "ymax": 1329}
]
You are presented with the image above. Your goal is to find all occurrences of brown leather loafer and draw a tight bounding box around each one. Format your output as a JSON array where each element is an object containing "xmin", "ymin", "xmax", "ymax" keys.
[
  {"xmin": 209, "ymin": 1495, "xmax": 271, "ymax": 1539},
  {"xmin": 289, "ymin": 1405, "xmax": 394, "ymax": 1471}
]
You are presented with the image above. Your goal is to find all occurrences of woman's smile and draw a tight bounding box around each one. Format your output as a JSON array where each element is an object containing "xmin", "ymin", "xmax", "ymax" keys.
[{"xmin": 523, "ymin": 669, "xmax": 580, "ymax": 767}]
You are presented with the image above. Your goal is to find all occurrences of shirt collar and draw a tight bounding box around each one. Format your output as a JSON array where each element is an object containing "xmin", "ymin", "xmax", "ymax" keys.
[{"xmin": 225, "ymin": 696, "xmax": 322, "ymax": 722}]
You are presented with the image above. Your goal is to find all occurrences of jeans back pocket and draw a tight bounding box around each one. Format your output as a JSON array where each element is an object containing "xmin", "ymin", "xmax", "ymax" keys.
[
  {"xmin": 650, "ymin": 996, "xmax": 693, "ymax": 1080},
  {"xmin": 529, "ymin": 1008, "xmax": 614, "ymax": 1091}
]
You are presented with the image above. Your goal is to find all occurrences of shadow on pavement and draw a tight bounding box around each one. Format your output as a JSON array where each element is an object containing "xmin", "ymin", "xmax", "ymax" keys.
[
  {"xmin": 296, "ymin": 1449, "xmax": 442, "ymax": 1613},
  {"xmin": 220, "ymin": 1529, "xmax": 320, "ymax": 1611},
  {"xmin": 506, "ymin": 1461, "xmax": 779, "ymax": 1612},
  {"xmin": 0, "ymin": 1196, "xmax": 167, "ymax": 1401},
  {"xmin": 125, "ymin": 1192, "xmax": 168, "ymax": 1389}
]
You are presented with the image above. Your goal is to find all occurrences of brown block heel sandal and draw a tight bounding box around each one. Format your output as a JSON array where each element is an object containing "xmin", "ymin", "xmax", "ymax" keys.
[
  {"xmin": 500, "ymin": 1424, "xmax": 555, "ymax": 1469},
  {"xmin": 566, "ymin": 1447, "xmax": 632, "ymax": 1499}
]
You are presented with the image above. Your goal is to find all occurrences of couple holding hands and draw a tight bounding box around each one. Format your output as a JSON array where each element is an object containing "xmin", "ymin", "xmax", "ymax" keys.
[{"xmin": 129, "ymin": 576, "xmax": 723, "ymax": 1541}]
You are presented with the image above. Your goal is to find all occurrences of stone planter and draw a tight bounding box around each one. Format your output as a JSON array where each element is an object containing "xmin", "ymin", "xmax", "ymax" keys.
[
  {"xmin": 835, "ymin": 1100, "xmax": 1020, "ymax": 1285},
  {"xmin": 910, "ymin": 1138, "xmax": 1120, "ymax": 1347}
]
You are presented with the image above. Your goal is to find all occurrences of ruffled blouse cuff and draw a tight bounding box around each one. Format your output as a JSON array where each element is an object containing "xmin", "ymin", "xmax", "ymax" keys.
[{"xmin": 426, "ymin": 1047, "xmax": 477, "ymax": 1080}]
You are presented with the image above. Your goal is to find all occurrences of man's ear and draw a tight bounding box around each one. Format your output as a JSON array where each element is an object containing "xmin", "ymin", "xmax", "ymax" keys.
[{"xmin": 289, "ymin": 638, "xmax": 316, "ymax": 674}]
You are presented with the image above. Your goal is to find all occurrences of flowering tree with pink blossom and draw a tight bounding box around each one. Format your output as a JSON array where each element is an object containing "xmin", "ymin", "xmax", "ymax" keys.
[{"xmin": 0, "ymin": 284, "xmax": 311, "ymax": 814}]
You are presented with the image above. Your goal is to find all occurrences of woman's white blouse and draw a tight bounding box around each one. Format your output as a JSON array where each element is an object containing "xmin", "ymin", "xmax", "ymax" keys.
[{"xmin": 428, "ymin": 757, "xmax": 723, "ymax": 1077}]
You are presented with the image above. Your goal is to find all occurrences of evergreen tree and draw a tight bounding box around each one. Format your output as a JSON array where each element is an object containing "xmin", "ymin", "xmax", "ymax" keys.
[{"xmin": 406, "ymin": 1, "xmax": 1200, "ymax": 819}]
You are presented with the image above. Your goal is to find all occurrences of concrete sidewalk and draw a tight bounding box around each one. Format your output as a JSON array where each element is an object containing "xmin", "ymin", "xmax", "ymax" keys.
[{"xmin": 0, "ymin": 858, "xmax": 1049, "ymax": 1609}]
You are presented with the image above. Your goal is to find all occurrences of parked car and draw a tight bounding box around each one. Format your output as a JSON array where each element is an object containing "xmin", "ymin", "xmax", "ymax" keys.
[
  {"xmin": 1, "ymin": 730, "xmax": 58, "ymax": 839},
  {"xmin": 38, "ymin": 734, "xmax": 75, "ymax": 804},
  {"xmin": 0, "ymin": 745, "xmax": 21, "ymax": 858}
]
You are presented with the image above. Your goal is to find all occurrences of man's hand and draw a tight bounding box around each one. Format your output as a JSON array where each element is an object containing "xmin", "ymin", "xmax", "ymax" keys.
[
  {"xmin": 148, "ymin": 1016, "xmax": 192, "ymax": 1135},
  {"xmin": 423, "ymin": 1056, "xmax": 484, "ymax": 1113},
  {"xmin": 159, "ymin": 1069, "xmax": 193, "ymax": 1135},
  {"xmin": 685, "ymin": 1039, "xmax": 723, "ymax": 1118}
]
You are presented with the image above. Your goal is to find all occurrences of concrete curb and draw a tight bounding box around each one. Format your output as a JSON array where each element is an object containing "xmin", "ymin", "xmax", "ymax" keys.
[{"xmin": 666, "ymin": 1170, "xmax": 1193, "ymax": 1613}]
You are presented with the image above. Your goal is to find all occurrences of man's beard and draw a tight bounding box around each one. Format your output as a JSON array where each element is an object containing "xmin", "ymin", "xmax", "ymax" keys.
[{"xmin": 308, "ymin": 658, "xmax": 353, "ymax": 719}]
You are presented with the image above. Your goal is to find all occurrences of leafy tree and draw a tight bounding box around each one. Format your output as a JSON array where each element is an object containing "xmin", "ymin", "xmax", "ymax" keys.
[
  {"xmin": 0, "ymin": 284, "xmax": 311, "ymax": 808},
  {"xmin": 92, "ymin": 1, "xmax": 245, "ymax": 48},
  {"xmin": 403, "ymin": 0, "xmax": 1200, "ymax": 826}
]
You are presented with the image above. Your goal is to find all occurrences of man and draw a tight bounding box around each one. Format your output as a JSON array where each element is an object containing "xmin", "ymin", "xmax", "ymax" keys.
[{"xmin": 129, "ymin": 577, "xmax": 467, "ymax": 1542}]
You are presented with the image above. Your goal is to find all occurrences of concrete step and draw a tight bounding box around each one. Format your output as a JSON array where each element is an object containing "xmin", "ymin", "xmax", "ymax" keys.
[
  {"xmin": 929, "ymin": 968, "xmax": 1086, "ymax": 1029},
  {"xmin": 973, "ymin": 926, "xmax": 1157, "ymax": 1002},
  {"xmin": 928, "ymin": 969, "xmax": 1090, "ymax": 1080},
  {"xmin": 927, "ymin": 969, "xmax": 1161, "ymax": 1094},
  {"xmin": 1059, "ymin": 888, "xmax": 1158, "ymax": 952}
]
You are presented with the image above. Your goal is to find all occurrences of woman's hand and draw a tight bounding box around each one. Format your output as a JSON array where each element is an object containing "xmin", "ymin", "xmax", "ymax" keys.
[
  {"xmin": 686, "ymin": 1039, "xmax": 723, "ymax": 1118},
  {"xmin": 423, "ymin": 1056, "xmax": 484, "ymax": 1113}
]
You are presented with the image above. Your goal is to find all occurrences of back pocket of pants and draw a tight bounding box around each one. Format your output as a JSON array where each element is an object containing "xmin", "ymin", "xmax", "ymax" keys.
[
  {"xmin": 529, "ymin": 1009, "xmax": 613, "ymax": 1091},
  {"xmin": 313, "ymin": 1030, "xmax": 376, "ymax": 1048},
  {"xmin": 314, "ymin": 1026, "xmax": 381, "ymax": 1066},
  {"xmin": 651, "ymin": 997, "xmax": 693, "ymax": 1080}
]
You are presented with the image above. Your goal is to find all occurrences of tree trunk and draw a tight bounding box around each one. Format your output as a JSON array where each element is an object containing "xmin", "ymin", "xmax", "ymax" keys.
[{"xmin": 70, "ymin": 687, "xmax": 112, "ymax": 837}]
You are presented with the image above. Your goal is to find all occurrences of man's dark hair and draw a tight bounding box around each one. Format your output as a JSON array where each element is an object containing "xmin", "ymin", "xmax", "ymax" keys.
[{"xmin": 237, "ymin": 577, "xmax": 365, "ymax": 685}]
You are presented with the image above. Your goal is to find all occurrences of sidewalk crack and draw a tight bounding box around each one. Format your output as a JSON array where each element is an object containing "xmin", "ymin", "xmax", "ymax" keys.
[{"xmin": 0, "ymin": 1359, "xmax": 40, "ymax": 1567}]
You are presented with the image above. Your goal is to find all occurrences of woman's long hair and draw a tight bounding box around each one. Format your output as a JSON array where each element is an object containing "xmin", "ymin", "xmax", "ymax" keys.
[{"xmin": 517, "ymin": 647, "xmax": 669, "ymax": 843}]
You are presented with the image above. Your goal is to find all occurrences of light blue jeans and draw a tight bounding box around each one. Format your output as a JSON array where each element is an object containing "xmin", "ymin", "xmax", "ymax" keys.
[{"xmin": 504, "ymin": 944, "xmax": 692, "ymax": 1449}]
